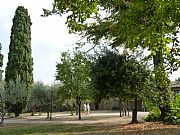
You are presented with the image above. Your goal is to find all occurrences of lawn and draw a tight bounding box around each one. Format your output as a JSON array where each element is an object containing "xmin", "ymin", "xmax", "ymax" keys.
[{"xmin": 0, "ymin": 122, "xmax": 180, "ymax": 135}]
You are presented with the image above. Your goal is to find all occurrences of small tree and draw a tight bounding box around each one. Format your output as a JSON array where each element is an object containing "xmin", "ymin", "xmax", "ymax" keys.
[
  {"xmin": 4, "ymin": 77, "xmax": 27, "ymax": 117},
  {"xmin": 0, "ymin": 81, "xmax": 5, "ymax": 126},
  {"xmin": 56, "ymin": 48, "xmax": 91, "ymax": 119},
  {"xmin": 91, "ymin": 48, "xmax": 128, "ymax": 117},
  {"xmin": 72, "ymin": 50, "xmax": 91, "ymax": 119},
  {"xmin": 56, "ymin": 51, "xmax": 74, "ymax": 115},
  {"xmin": 28, "ymin": 82, "xmax": 51, "ymax": 117},
  {"xmin": 50, "ymin": 83, "xmax": 64, "ymax": 112},
  {"xmin": 125, "ymin": 57, "xmax": 150, "ymax": 123},
  {"xmin": 0, "ymin": 43, "xmax": 4, "ymax": 126}
]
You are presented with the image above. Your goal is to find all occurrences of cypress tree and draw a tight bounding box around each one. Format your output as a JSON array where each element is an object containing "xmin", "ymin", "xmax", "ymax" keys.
[{"xmin": 5, "ymin": 6, "xmax": 33, "ymax": 116}]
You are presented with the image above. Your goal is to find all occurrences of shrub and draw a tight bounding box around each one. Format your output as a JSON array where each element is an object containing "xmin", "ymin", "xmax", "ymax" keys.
[
  {"xmin": 144, "ymin": 107, "xmax": 160, "ymax": 122},
  {"xmin": 164, "ymin": 95, "xmax": 180, "ymax": 124}
]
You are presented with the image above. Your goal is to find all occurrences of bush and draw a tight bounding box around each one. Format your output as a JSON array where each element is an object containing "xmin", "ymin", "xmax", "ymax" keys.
[
  {"xmin": 144, "ymin": 107, "xmax": 160, "ymax": 122},
  {"xmin": 164, "ymin": 95, "xmax": 180, "ymax": 125},
  {"xmin": 164, "ymin": 112, "xmax": 180, "ymax": 125}
]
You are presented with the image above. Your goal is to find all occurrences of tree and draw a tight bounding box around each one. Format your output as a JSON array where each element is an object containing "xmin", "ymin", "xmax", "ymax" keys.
[
  {"xmin": 5, "ymin": 6, "xmax": 33, "ymax": 116},
  {"xmin": 56, "ymin": 48, "xmax": 91, "ymax": 119},
  {"xmin": 0, "ymin": 43, "xmax": 3, "ymax": 80},
  {"xmin": 27, "ymin": 82, "xmax": 51, "ymax": 118},
  {"xmin": 145, "ymin": 67, "xmax": 173, "ymax": 120},
  {"xmin": 4, "ymin": 77, "xmax": 27, "ymax": 117},
  {"xmin": 72, "ymin": 50, "xmax": 92, "ymax": 119},
  {"xmin": 56, "ymin": 51, "xmax": 74, "ymax": 115},
  {"xmin": 50, "ymin": 83, "xmax": 64, "ymax": 112},
  {"xmin": 125, "ymin": 57, "xmax": 150, "ymax": 123},
  {"xmin": 0, "ymin": 43, "xmax": 4, "ymax": 126},
  {"xmin": 91, "ymin": 48, "xmax": 128, "ymax": 117},
  {"xmin": 45, "ymin": 0, "xmax": 180, "ymax": 121},
  {"xmin": 0, "ymin": 81, "xmax": 5, "ymax": 126},
  {"xmin": 91, "ymin": 48, "xmax": 150, "ymax": 123}
]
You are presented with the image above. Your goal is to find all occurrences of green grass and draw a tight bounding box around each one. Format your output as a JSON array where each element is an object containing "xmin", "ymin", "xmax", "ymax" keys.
[
  {"xmin": 0, "ymin": 124, "xmax": 96, "ymax": 135},
  {"xmin": 0, "ymin": 123, "xmax": 179, "ymax": 135}
]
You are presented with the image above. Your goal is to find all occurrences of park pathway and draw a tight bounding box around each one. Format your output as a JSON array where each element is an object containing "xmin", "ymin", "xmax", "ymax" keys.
[{"xmin": 4, "ymin": 111, "xmax": 149, "ymax": 125}]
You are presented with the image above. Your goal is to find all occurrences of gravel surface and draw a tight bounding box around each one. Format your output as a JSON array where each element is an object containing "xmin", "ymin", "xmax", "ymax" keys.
[{"xmin": 4, "ymin": 111, "xmax": 149, "ymax": 125}]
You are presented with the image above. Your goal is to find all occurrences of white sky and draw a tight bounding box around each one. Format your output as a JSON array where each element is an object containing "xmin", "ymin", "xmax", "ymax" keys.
[
  {"xmin": 0, "ymin": 0, "xmax": 179, "ymax": 84},
  {"xmin": 0, "ymin": 0, "xmax": 80, "ymax": 84}
]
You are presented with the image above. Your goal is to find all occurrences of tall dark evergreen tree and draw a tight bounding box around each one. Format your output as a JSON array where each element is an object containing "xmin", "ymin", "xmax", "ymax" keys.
[{"xmin": 5, "ymin": 6, "xmax": 33, "ymax": 116}]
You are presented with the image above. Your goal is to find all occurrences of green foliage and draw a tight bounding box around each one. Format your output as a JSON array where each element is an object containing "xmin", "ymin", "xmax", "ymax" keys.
[
  {"xmin": 0, "ymin": 43, "xmax": 3, "ymax": 80},
  {"xmin": 50, "ymin": 83, "xmax": 64, "ymax": 111},
  {"xmin": 45, "ymin": 1, "xmax": 180, "ymax": 121},
  {"xmin": 144, "ymin": 107, "xmax": 161, "ymax": 122},
  {"xmin": 56, "ymin": 48, "xmax": 92, "ymax": 118},
  {"xmin": 165, "ymin": 110, "xmax": 180, "ymax": 125},
  {"xmin": 90, "ymin": 47, "xmax": 136, "ymax": 104},
  {"xmin": 4, "ymin": 77, "xmax": 28, "ymax": 116},
  {"xmin": 144, "ymin": 66, "xmax": 173, "ymax": 121},
  {"xmin": 125, "ymin": 56, "xmax": 150, "ymax": 98},
  {"xmin": 0, "ymin": 81, "xmax": 5, "ymax": 126},
  {"xmin": 164, "ymin": 95, "xmax": 180, "ymax": 124},
  {"xmin": 5, "ymin": 6, "xmax": 33, "ymax": 91},
  {"xmin": 0, "ymin": 43, "xmax": 4, "ymax": 125},
  {"xmin": 45, "ymin": 1, "xmax": 180, "ymax": 71},
  {"xmin": 27, "ymin": 82, "xmax": 51, "ymax": 114}
]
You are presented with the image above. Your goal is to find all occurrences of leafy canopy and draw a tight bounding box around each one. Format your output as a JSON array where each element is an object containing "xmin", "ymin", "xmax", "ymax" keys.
[
  {"xmin": 56, "ymin": 48, "xmax": 92, "ymax": 103},
  {"xmin": 45, "ymin": 0, "xmax": 180, "ymax": 72}
]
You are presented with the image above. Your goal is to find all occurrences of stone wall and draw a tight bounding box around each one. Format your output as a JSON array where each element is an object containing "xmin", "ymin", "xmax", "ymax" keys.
[{"xmin": 95, "ymin": 98, "xmax": 145, "ymax": 111}]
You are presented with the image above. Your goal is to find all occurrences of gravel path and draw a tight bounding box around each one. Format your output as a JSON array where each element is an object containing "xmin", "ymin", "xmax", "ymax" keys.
[{"xmin": 4, "ymin": 111, "xmax": 149, "ymax": 125}]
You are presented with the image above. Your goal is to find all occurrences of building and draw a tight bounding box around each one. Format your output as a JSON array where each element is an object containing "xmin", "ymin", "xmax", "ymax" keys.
[{"xmin": 172, "ymin": 83, "xmax": 180, "ymax": 95}]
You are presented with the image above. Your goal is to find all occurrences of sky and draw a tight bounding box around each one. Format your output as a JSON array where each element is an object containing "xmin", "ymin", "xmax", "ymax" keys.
[
  {"xmin": 0, "ymin": 0, "xmax": 81, "ymax": 84},
  {"xmin": 0, "ymin": 0, "xmax": 179, "ymax": 85}
]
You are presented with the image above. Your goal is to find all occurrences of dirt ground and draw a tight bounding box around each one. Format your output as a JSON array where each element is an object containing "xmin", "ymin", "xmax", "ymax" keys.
[{"xmin": 4, "ymin": 110, "xmax": 148, "ymax": 125}]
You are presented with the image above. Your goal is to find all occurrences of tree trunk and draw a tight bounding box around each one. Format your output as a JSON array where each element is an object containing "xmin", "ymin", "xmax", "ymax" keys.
[
  {"xmin": 78, "ymin": 103, "xmax": 81, "ymax": 120},
  {"xmin": 70, "ymin": 101, "xmax": 73, "ymax": 116},
  {"xmin": 95, "ymin": 103, "xmax": 99, "ymax": 110},
  {"xmin": 76, "ymin": 104, "xmax": 78, "ymax": 115},
  {"xmin": 119, "ymin": 98, "xmax": 122, "ymax": 117},
  {"xmin": 127, "ymin": 100, "xmax": 130, "ymax": 116},
  {"xmin": 14, "ymin": 103, "xmax": 21, "ymax": 117},
  {"xmin": 46, "ymin": 105, "xmax": 49, "ymax": 118},
  {"xmin": 122, "ymin": 101, "xmax": 127, "ymax": 116},
  {"xmin": 15, "ymin": 111, "xmax": 20, "ymax": 117},
  {"xmin": 159, "ymin": 105, "xmax": 170, "ymax": 121},
  {"xmin": 0, "ymin": 109, "xmax": 5, "ymax": 126},
  {"xmin": 131, "ymin": 95, "xmax": 138, "ymax": 124},
  {"xmin": 70, "ymin": 109, "xmax": 73, "ymax": 116},
  {"xmin": 76, "ymin": 97, "xmax": 81, "ymax": 120},
  {"xmin": 124, "ymin": 107, "xmax": 127, "ymax": 116},
  {"xmin": 31, "ymin": 106, "xmax": 35, "ymax": 116},
  {"xmin": 39, "ymin": 106, "xmax": 42, "ymax": 116}
]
